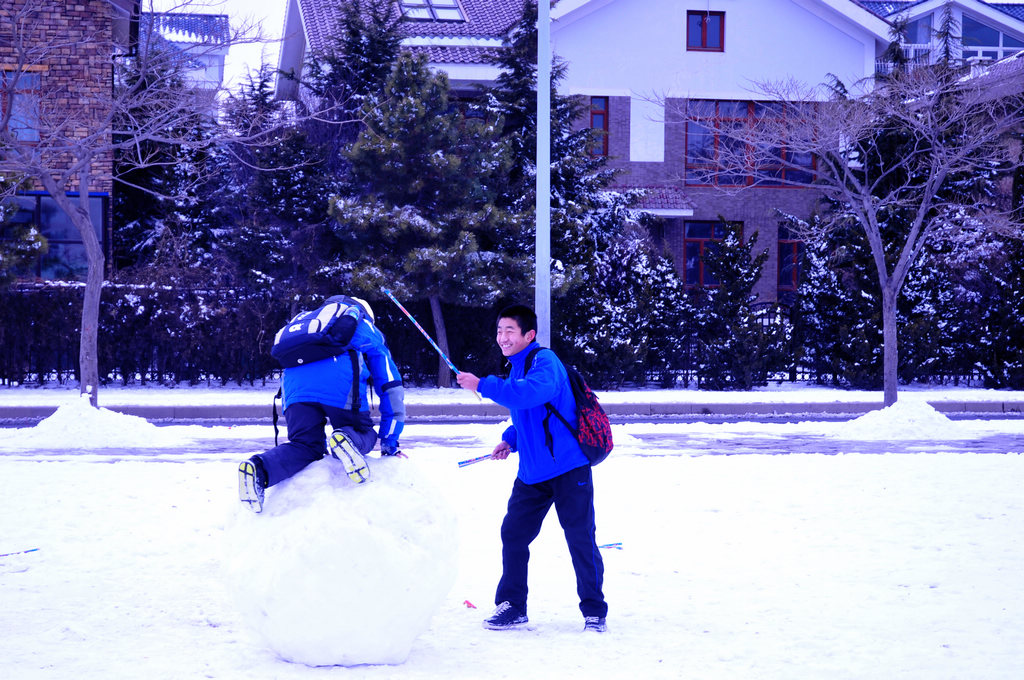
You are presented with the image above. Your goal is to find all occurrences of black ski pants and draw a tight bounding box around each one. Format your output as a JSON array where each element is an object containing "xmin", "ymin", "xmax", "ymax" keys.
[
  {"xmin": 495, "ymin": 463, "xmax": 607, "ymax": 619},
  {"xmin": 256, "ymin": 401, "xmax": 377, "ymax": 487}
]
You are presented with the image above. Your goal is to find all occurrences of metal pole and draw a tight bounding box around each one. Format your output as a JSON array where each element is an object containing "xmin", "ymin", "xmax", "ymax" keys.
[{"xmin": 535, "ymin": 0, "xmax": 552, "ymax": 346}]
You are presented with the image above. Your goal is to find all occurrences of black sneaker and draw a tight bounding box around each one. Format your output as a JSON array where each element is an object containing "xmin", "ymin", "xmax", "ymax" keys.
[
  {"xmin": 238, "ymin": 457, "xmax": 267, "ymax": 513},
  {"xmin": 482, "ymin": 601, "xmax": 528, "ymax": 630},
  {"xmin": 583, "ymin": 616, "xmax": 606, "ymax": 632}
]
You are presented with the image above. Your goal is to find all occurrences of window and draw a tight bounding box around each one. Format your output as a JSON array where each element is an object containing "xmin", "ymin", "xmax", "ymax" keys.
[
  {"xmin": 683, "ymin": 220, "xmax": 735, "ymax": 288},
  {"xmin": 1, "ymin": 69, "xmax": 42, "ymax": 142},
  {"xmin": 777, "ymin": 225, "xmax": 803, "ymax": 292},
  {"xmin": 589, "ymin": 96, "xmax": 609, "ymax": 157},
  {"xmin": 687, "ymin": 11, "xmax": 724, "ymax": 52},
  {"xmin": 684, "ymin": 99, "xmax": 816, "ymax": 187},
  {"xmin": 2, "ymin": 193, "xmax": 108, "ymax": 280},
  {"xmin": 962, "ymin": 16, "xmax": 1023, "ymax": 60},
  {"xmin": 400, "ymin": 0, "xmax": 465, "ymax": 22}
]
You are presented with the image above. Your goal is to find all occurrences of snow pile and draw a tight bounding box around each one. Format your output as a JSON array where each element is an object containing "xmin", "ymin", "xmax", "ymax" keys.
[
  {"xmin": 1, "ymin": 393, "xmax": 166, "ymax": 449},
  {"xmin": 836, "ymin": 399, "xmax": 969, "ymax": 440},
  {"xmin": 222, "ymin": 456, "xmax": 458, "ymax": 667}
]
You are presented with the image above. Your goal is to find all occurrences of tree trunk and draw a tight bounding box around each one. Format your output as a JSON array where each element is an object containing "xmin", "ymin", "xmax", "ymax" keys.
[
  {"xmin": 428, "ymin": 294, "xmax": 452, "ymax": 388},
  {"xmin": 41, "ymin": 176, "xmax": 104, "ymax": 407},
  {"xmin": 880, "ymin": 286, "xmax": 899, "ymax": 407}
]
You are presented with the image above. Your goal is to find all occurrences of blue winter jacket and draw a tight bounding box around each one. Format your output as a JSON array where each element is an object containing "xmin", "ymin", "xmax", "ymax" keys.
[
  {"xmin": 478, "ymin": 341, "xmax": 588, "ymax": 484},
  {"xmin": 282, "ymin": 313, "xmax": 405, "ymax": 448}
]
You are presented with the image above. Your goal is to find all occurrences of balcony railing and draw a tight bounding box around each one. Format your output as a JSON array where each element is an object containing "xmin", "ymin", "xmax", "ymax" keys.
[{"xmin": 876, "ymin": 43, "xmax": 932, "ymax": 75}]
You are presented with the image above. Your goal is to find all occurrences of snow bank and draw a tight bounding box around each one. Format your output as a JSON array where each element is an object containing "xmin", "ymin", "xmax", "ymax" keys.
[
  {"xmin": 222, "ymin": 456, "xmax": 458, "ymax": 666},
  {"xmin": 836, "ymin": 399, "xmax": 970, "ymax": 440},
  {"xmin": 1, "ymin": 393, "xmax": 167, "ymax": 449}
]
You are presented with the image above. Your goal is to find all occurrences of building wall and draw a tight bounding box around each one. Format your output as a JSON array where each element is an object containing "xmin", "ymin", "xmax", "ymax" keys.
[
  {"xmin": 1, "ymin": 0, "xmax": 117, "ymax": 194},
  {"xmin": 555, "ymin": 0, "xmax": 878, "ymax": 302}
]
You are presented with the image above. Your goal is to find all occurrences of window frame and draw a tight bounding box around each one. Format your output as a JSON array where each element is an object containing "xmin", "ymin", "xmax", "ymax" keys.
[
  {"xmin": 2, "ymin": 192, "xmax": 109, "ymax": 281},
  {"xmin": 1, "ymin": 67, "xmax": 45, "ymax": 143},
  {"xmin": 399, "ymin": 0, "xmax": 466, "ymax": 22},
  {"xmin": 589, "ymin": 96, "xmax": 609, "ymax": 157},
  {"xmin": 683, "ymin": 220, "xmax": 737, "ymax": 289},
  {"xmin": 684, "ymin": 99, "xmax": 816, "ymax": 187},
  {"xmin": 686, "ymin": 10, "xmax": 725, "ymax": 53}
]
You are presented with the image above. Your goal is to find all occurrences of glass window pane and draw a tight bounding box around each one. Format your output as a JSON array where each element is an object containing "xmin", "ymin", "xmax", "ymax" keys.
[
  {"xmin": 718, "ymin": 101, "xmax": 747, "ymax": 118},
  {"xmin": 684, "ymin": 242, "xmax": 701, "ymax": 285},
  {"xmin": 705, "ymin": 15, "xmax": 722, "ymax": 48},
  {"xmin": 905, "ymin": 16, "xmax": 931, "ymax": 44},
  {"xmin": 687, "ymin": 15, "xmax": 704, "ymax": 47},
  {"xmin": 591, "ymin": 96, "xmax": 607, "ymax": 111},
  {"xmin": 1005, "ymin": 34, "xmax": 1024, "ymax": 48},
  {"xmin": 433, "ymin": 0, "xmax": 459, "ymax": 6},
  {"xmin": 591, "ymin": 113, "xmax": 605, "ymax": 129},
  {"xmin": 40, "ymin": 242, "xmax": 88, "ymax": 280},
  {"xmin": 404, "ymin": 7, "xmax": 430, "ymax": 19},
  {"xmin": 962, "ymin": 16, "xmax": 999, "ymax": 47},
  {"xmin": 435, "ymin": 9, "xmax": 462, "ymax": 20},
  {"xmin": 685, "ymin": 222, "xmax": 712, "ymax": 238},
  {"xmin": 686, "ymin": 123, "xmax": 714, "ymax": 162}
]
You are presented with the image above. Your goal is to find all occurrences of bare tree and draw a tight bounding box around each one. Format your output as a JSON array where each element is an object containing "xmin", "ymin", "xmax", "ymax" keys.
[
  {"xmin": 671, "ymin": 64, "xmax": 1024, "ymax": 405},
  {"xmin": 0, "ymin": 0, "xmax": 286, "ymax": 404}
]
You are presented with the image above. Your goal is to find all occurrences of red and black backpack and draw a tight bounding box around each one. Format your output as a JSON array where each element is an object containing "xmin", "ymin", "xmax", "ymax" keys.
[{"xmin": 523, "ymin": 348, "xmax": 613, "ymax": 466}]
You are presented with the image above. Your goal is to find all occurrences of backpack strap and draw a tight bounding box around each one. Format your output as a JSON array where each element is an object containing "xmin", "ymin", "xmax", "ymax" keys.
[
  {"xmin": 347, "ymin": 349, "xmax": 360, "ymax": 413},
  {"xmin": 522, "ymin": 347, "xmax": 572, "ymax": 460},
  {"xmin": 272, "ymin": 386, "xmax": 282, "ymax": 446}
]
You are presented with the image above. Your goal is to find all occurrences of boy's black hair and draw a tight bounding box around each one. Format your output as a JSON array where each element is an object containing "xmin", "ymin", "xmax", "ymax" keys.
[{"xmin": 497, "ymin": 304, "xmax": 537, "ymax": 335}]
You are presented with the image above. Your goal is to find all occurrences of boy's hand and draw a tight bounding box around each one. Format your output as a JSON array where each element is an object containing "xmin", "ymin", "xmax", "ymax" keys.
[
  {"xmin": 456, "ymin": 371, "xmax": 480, "ymax": 392},
  {"xmin": 492, "ymin": 441, "xmax": 512, "ymax": 460}
]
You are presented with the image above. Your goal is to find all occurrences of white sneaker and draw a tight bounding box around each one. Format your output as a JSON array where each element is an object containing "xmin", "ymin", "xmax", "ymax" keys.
[{"xmin": 328, "ymin": 430, "xmax": 370, "ymax": 483}]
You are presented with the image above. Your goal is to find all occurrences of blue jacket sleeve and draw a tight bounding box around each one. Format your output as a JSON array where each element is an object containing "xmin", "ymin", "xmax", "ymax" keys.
[
  {"xmin": 350, "ymin": 318, "xmax": 404, "ymax": 447},
  {"xmin": 477, "ymin": 352, "xmax": 560, "ymax": 410}
]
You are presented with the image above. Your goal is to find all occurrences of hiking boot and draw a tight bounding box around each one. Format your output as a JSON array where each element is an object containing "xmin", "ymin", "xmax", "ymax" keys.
[
  {"xmin": 328, "ymin": 430, "xmax": 370, "ymax": 483},
  {"xmin": 583, "ymin": 616, "xmax": 607, "ymax": 633},
  {"xmin": 238, "ymin": 457, "xmax": 267, "ymax": 513},
  {"xmin": 482, "ymin": 601, "xmax": 528, "ymax": 630}
]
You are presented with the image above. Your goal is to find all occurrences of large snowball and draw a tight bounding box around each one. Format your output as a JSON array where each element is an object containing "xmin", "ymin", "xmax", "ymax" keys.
[{"xmin": 223, "ymin": 456, "xmax": 458, "ymax": 666}]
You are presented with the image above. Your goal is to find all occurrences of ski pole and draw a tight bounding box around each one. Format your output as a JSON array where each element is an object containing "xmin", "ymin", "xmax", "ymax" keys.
[
  {"xmin": 458, "ymin": 453, "xmax": 494, "ymax": 468},
  {"xmin": 382, "ymin": 288, "xmax": 482, "ymax": 401},
  {"xmin": 382, "ymin": 288, "xmax": 459, "ymax": 374}
]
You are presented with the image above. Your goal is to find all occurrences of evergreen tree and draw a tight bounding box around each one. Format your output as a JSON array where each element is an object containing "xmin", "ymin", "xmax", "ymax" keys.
[
  {"xmin": 560, "ymin": 221, "xmax": 695, "ymax": 387},
  {"xmin": 292, "ymin": 0, "xmax": 402, "ymax": 182},
  {"xmin": 330, "ymin": 52, "xmax": 519, "ymax": 386},
  {"xmin": 692, "ymin": 221, "xmax": 784, "ymax": 390},
  {"xmin": 219, "ymin": 64, "xmax": 335, "ymax": 303},
  {"xmin": 487, "ymin": 0, "xmax": 695, "ymax": 384}
]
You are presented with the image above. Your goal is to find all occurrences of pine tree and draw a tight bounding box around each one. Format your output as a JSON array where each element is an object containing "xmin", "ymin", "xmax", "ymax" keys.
[
  {"xmin": 330, "ymin": 52, "xmax": 520, "ymax": 386},
  {"xmin": 692, "ymin": 221, "xmax": 784, "ymax": 390}
]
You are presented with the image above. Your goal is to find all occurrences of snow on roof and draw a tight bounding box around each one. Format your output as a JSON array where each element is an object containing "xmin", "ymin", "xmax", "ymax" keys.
[
  {"xmin": 858, "ymin": 0, "xmax": 1024, "ymax": 22},
  {"xmin": 296, "ymin": 0, "xmax": 522, "ymax": 64}
]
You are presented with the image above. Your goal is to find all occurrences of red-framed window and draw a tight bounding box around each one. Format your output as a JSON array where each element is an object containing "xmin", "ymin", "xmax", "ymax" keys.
[
  {"xmin": 1, "ymin": 69, "xmax": 42, "ymax": 143},
  {"xmin": 684, "ymin": 220, "xmax": 737, "ymax": 288},
  {"xmin": 589, "ymin": 96, "xmax": 609, "ymax": 156},
  {"xmin": 684, "ymin": 99, "xmax": 816, "ymax": 187},
  {"xmin": 777, "ymin": 224, "xmax": 803, "ymax": 292},
  {"xmin": 687, "ymin": 11, "xmax": 724, "ymax": 52}
]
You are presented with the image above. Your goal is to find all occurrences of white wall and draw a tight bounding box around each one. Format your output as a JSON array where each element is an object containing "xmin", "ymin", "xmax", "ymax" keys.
[{"xmin": 552, "ymin": 0, "xmax": 879, "ymax": 101}]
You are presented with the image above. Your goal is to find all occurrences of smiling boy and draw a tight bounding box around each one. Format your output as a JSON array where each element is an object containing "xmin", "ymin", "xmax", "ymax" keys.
[{"xmin": 457, "ymin": 304, "xmax": 607, "ymax": 633}]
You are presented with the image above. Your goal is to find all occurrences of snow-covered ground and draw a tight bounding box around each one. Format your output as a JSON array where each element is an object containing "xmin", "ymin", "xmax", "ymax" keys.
[{"xmin": 2, "ymin": 387, "xmax": 1023, "ymax": 679}]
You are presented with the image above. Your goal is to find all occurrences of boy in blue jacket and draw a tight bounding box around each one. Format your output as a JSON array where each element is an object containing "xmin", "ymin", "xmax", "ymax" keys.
[
  {"xmin": 457, "ymin": 304, "xmax": 607, "ymax": 633},
  {"xmin": 238, "ymin": 297, "xmax": 405, "ymax": 513}
]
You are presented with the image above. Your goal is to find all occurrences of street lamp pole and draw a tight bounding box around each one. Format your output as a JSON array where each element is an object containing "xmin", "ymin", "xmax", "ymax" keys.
[{"xmin": 535, "ymin": 0, "xmax": 551, "ymax": 346}]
